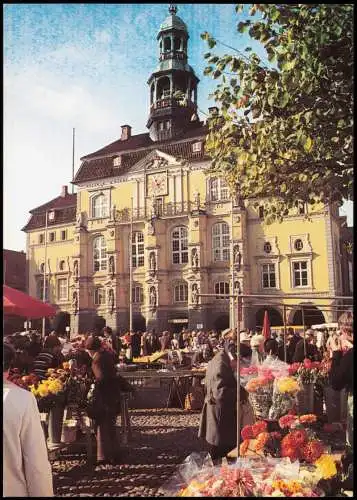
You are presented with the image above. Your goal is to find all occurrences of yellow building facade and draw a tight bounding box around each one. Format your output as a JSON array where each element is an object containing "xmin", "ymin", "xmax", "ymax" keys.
[{"xmin": 23, "ymin": 6, "xmax": 346, "ymax": 335}]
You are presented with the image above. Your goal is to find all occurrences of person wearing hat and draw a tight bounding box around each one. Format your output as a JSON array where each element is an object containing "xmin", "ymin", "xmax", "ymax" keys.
[
  {"xmin": 33, "ymin": 335, "xmax": 64, "ymax": 380},
  {"xmin": 250, "ymin": 333, "xmax": 265, "ymax": 364}
]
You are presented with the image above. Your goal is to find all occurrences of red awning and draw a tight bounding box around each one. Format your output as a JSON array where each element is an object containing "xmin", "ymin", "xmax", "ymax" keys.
[{"xmin": 3, "ymin": 285, "xmax": 57, "ymax": 319}]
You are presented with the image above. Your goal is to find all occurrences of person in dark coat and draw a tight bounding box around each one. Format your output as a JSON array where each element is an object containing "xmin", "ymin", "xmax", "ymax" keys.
[
  {"xmin": 198, "ymin": 341, "xmax": 250, "ymax": 461},
  {"xmin": 159, "ymin": 331, "xmax": 171, "ymax": 351},
  {"xmin": 143, "ymin": 331, "xmax": 160, "ymax": 355},
  {"xmin": 292, "ymin": 331, "xmax": 321, "ymax": 362},
  {"xmin": 286, "ymin": 329, "xmax": 301, "ymax": 363},
  {"xmin": 85, "ymin": 336, "xmax": 120, "ymax": 465},
  {"xmin": 130, "ymin": 331, "xmax": 141, "ymax": 358}
]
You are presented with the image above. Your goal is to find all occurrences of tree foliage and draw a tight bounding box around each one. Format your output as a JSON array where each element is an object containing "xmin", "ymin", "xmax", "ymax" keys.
[{"xmin": 201, "ymin": 4, "xmax": 353, "ymax": 222}]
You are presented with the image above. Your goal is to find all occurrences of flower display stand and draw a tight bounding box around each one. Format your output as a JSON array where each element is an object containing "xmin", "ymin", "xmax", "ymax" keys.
[
  {"xmin": 48, "ymin": 404, "xmax": 65, "ymax": 445},
  {"xmin": 297, "ymin": 383, "xmax": 314, "ymax": 415}
]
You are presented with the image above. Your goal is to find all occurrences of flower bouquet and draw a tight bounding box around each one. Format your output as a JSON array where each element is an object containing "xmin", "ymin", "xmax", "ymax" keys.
[
  {"xmin": 246, "ymin": 373, "xmax": 274, "ymax": 420},
  {"xmin": 29, "ymin": 363, "xmax": 71, "ymax": 412},
  {"xmin": 269, "ymin": 376, "xmax": 301, "ymax": 420}
]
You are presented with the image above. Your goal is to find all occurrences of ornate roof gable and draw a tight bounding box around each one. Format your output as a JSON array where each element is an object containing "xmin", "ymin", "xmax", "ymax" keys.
[{"xmin": 130, "ymin": 149, "xmax": 185, "ymax": 173}]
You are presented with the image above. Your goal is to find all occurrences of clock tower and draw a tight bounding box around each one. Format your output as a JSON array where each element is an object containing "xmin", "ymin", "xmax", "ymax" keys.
[{"xmin": 146, "ymin": 5, "xmax": 200, "ymax": 141}]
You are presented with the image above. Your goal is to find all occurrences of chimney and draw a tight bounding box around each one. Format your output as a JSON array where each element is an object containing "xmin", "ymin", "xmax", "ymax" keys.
[
  {"xmin": 61, "ymin": 185, "xmax": 68, "ymax": 197},
  {"xmin": 208, "ymin": 106, "xmax": 218, "ymax": 116},
  {"xmin": 121, "ymin": 124, "xmax": 132, "ymax": 141}
]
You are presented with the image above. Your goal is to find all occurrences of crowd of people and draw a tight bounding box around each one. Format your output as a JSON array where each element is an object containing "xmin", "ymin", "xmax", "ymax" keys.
[{"xmin": 3, "ymin": 314, "xmax": 353, "ymax": 496}]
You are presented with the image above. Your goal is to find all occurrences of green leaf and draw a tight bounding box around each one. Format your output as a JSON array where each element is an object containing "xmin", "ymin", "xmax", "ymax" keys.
[{"xmin": 304, "ymin": 136, "xmax": 313, "ymax": 152}]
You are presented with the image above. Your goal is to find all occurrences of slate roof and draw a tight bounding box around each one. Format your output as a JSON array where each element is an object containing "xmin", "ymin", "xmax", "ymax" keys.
[
  {"xmin": 75, "ymin": 124, "xmax": 209, "ymax": 183},
  {"xmin": 22, "ymin": 194, "xmax": 77, "ymax": 232}
]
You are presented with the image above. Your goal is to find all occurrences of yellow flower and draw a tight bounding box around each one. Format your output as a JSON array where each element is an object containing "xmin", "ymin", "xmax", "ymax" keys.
[
  {"xmin": 277, "ymin": 377, "xmax": 300, "ymax": 394},
  {"xmin": 38, "ymin": 385, "xmax": 49, "ymax": 397},
  {"xmin": 314, "ymin": 454, "xmax": 337, "ymax": 479}
]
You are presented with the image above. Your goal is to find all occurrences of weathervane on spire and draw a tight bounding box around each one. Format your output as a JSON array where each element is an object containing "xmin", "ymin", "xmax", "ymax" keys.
[{"xmin": 169, "ymin": 4, "xmax": 177, "ymax": 15}]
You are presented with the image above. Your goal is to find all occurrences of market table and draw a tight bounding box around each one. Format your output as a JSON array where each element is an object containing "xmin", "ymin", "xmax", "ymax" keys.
[{"xmin": 118, "ymin": 369, "xmax": 206, "ymax": 409}]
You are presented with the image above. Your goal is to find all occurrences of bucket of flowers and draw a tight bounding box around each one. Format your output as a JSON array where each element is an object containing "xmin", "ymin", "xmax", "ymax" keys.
[
  {"xmin": 289, "ymin": 359, "xmax": 322, "ymax": 415},
  {"xmin": 246, "ymin": 370, "xmax": 274, "ymax": 419},
  {"xmin": 268, "ymin": 376, "xmax": 301, "ymax": 420}
]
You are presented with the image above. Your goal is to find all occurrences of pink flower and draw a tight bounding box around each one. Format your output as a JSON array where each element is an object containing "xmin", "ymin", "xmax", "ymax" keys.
[
  {"xmin": 303, "ymin": 358, "xmax": 312, "ymax": 369},
  {"xmin": 279, "ymin": 414, "xmax": 298, "ymax": 429}
]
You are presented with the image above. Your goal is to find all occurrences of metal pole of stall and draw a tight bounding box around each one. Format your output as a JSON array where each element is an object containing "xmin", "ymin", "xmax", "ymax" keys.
[
  {"xmin": 283, "ymin": 304, "xmax": 287, "ymax": 363},
  {"xmin": 302, "ymin": 306, "xmax": 306, "ymax": 357},
  {"xmin": 236, "ymin": 293, "xmax": 241, "ymax": 457},
  {"xmin": 129, "ymin": 197, "xmax": 133, "ymax": 332},
  {"xmin": 42, "ymin": 210, "xmax": 48, "ymax": 339}
]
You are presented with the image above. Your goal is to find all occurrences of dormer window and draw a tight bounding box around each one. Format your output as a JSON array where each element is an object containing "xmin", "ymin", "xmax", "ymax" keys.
[
  {"xmin": 113, "ymin": 156, "xmax": 121, "ymax": 167},
  {"xmin": 48, "ymin": 210, "xmax": 55, "ymax": 221},
  {"xmin": 192, "ymin": 141, "xmax": 202, "ymax": 153}
]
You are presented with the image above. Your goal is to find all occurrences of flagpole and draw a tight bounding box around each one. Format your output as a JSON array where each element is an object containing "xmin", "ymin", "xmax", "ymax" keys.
[
  {"xmin": 42, "ymin": 210, "xmax": 48, "ymax": 339},
  {"xmin": 72, "ymin": 128, "xmax": 75, "ymax": 194}
]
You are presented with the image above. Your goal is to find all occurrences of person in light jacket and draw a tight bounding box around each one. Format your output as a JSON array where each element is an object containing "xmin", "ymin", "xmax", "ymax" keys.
[{"xmin": 3, "ymin": 343, "xmax": 54, "ymax": 497}]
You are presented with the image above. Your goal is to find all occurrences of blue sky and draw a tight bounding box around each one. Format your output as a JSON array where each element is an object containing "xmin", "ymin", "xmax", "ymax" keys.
[{"xmin": 4, "ymin": 3, "xmax": 353, "ymax": 251}]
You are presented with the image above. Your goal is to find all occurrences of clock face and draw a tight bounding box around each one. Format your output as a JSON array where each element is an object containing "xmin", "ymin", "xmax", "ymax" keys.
[{"xmin": 147, "ymin": 172, "xmax": 167, "ymax": 196}]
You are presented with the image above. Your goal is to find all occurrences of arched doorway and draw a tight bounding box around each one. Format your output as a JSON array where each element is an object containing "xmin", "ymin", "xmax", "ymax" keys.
[
  {"xmin": 133, "ymin": 314, "xmax": 146, "ymax": 333},
  {"xmin": 291, "ymin": 305, "xmax": 325, "ymax": 327},
  {"xmin": 255, "ymin": 307, "xmax": 283, "ymax": 328},
  {"xmin": 214, "ymin": 314, "xmax": 229, "ymax": 333}
]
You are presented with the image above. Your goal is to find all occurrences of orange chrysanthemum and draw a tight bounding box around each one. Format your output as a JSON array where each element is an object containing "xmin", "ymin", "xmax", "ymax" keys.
[
  {"xmin": 299, "ymin": 414, "xmax": 317, "ymax": 424},
  {"xmin": 254, "ymin": 432, "xmax": 270, "ymax": 451},
  {"xmin": 239, "ymin": 439, "xmax": 250, "ymax": 456}
]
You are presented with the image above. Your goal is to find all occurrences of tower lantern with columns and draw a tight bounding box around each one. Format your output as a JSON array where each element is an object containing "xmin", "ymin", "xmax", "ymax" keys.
[{"xmin": 146, "ymin": 4, "xmax": 200, "ymax": 141}]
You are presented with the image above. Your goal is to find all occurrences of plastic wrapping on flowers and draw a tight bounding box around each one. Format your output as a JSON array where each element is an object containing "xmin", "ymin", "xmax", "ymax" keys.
[
  {"xmin": 159, "ymin": 453, "xmax": 329, "ymax": 497},
  {"xmin": 269, "ymin": 377, "xmax": 301, "ymax": 420}
]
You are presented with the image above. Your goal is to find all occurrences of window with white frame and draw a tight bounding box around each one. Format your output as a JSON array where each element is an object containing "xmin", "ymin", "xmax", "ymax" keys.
[
  {"xmin": 93, "ymin": 235, "xmax": 107, "ymax": 272},
  {"xmin": 92, "ymin": 193, "xmax": 109, "ymax": 218},
  {"xmin": 37, "ymin": 279, "xmax": 49, "ymax": 300},
  {"xmin": 59, "ymin": 260, "xmax": 66, "ymax": 271},
  {"xmin": 261, "ymin": 263, "xmax": 276, "ymax": 288},
  {"xmin": 212, "ymin": 222, "xmax": 230, "ymax": 261},
  {"xmin": 292, "ymin": 260, "xmax": 309, "ymax": 287},
  {"xmin": 174, "ymin": 282, "xmax": 188, "ymax": 303},
  {"xmin": 209, "ymin": 178, "xmax": 229, "ymax": 201},
  {"xmin": 57, "ymin": 278, "xmax": 68, "ymax": 301},
  {"xmin": 215, "ymin": 281, "xmax": 230, "ymax": 298},
  {"xmin": 132, "ymin": 232, "xmax": 145, "ymax": 268},
  {"xmin": 49, "ymin": 232, "xmax": 56, "ymax": 242},
  {"xmin": 172, "ymin": 226, "xmax": 188, "ymax": 264},
  {"xmin": 132, "ymin": 285, "xmax": 144, "ymax": 304},
  {"xmin": 94, "ymin": 287, "xmax": 106, "ymax": 306}
]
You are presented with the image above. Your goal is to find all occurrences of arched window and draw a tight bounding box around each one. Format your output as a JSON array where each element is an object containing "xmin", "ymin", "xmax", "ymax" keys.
[
  {"xmin": 212, "ymin": 222, "xmax": 230, "ymax": 261},
  {"xmin": 92, "ymin": 193, "xmax": 108, "ymax": 218},
  {"xmin": 172, "ymin": 226, "xmax": 188, "ymax": 264},
  {"xmin": 215, "ymin": 282, "xmax": 230, "ymax": 299},
  {"xmin": 132, "ymin": 232, "xmax": 144, "ymax": 268},
  {"xmin": 210, "ymin": 177, "xmax": 229, "ymax": 201},
  {"xmin": 132, "ymin": 285, "xmax": 144, "ymax": 304},
  {"xmin": 59, "ymin": 260, "xmax": 66, "ymax": 271},
  {"xmin": 164, "ymin": 37, "xmax": 171, "ymax": 52},
  {"xmin": 94, "ymin": 287, "xmax": 106, "ymax": 306},
  {"xmin": 93, "ymin": 235, "xmax": 107, "ymax": 272},
  {"xmin": 174, "ymin": 282, "xmax": 188, "ymax": 303},
  {"xmin": 40, "ymin": 262, "xmax": 45, "ymax": 273}
]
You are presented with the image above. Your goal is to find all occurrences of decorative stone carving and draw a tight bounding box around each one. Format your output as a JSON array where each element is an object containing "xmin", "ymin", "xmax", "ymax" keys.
[
  {"xmin": 76, "ymin": 211, "xmax": 85, "ymax": 228},
  {"xmin": 191, "ymin": 283, "xmax": 199, "ymax": 305},
  {"xmin": 233, "ymin": 182, "xmax": 244, "ymax": 208},
  {"xmin": 191, "ymin": 247, "xmax": 199, "ymax": 269},
  {"xmin": 234, "ymin": 280, "xmax": 241, "ymax": 295},
  {"xmin": 149, "ymin": 286, "xmax": 157, "ymax": 308},
  {"xmin": 149, "ymin": 251, "xmax": 156, "ymax": 273},
  {"xmin": 73, "ymin": 260, "xmax": 79, "ymax": 280},
  {"xmin": 193, "ymin": 191, "xmax": 201, "ymax": 211},
  {"xmin": 108, "ymin": 255, "xmax": 115, "ymax": 276},
  {"xmin": 108, "ymin": 288, "xmax": 115, "ymax": 313},
  {"xmin": 147, "ymin": 156, "xmax": 168, "ymax": 171},
  {"xmin": 111, "ymin": 204, "xmax": 117, "ymax": 221},
  {"xmin": 72, "ymin": 291, "xmax": 78, "ymax": 314},
  {"xmin": 234, "ymin": 244, "xmax": 242, "ymax": 271}
]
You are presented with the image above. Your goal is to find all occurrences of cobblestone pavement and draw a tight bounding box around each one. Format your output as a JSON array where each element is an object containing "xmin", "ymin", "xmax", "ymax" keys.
[{"xmin": 52, "ymin": 409, "xmax": 207, "ymax": 497}]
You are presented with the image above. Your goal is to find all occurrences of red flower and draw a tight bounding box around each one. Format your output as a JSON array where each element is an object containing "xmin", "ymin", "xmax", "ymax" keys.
[
  {"xmin": 270, "ymin": 432, "xmax": 282, "ymax": 440},
  {"xmin": 252, "ymin": 420, "xmax": 268, "ymax": 438},
  {"xmin": 241, "ymin": 425, "xmax": 254, "ymax": 441},
  {"xmin": 301, "ymin": 440, "xmax": 324, "ymax": 463},
  {"xmin": 303, "ymin": 358, "xmax": 312, "ymax": 369},
  {"xmin": 289, "ymin": 429, "xmax": 308, "ymax": 447},
  {"xmin": 288, "ymin": 363, "xmax": 301, "ymax": 375},
  {"xmin": 281, "ymin": 442, "xmax": 301, "ymax": 461},
  {"xmin": 311, "ymin": 361, "xmax": 321, "ymax": 369},
  {"xmin": 279, "ymin": 414, "xmax": 297, "ymax": 429}
]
